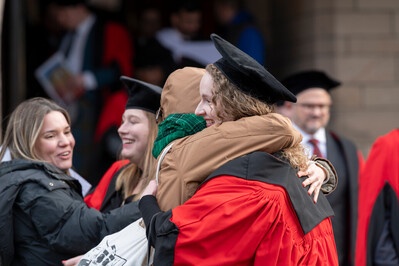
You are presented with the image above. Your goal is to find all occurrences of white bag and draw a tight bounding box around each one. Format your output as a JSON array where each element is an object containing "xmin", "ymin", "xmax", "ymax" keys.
[
  {"xmin": 77, "ymin": 218, "xmax": 153, "ymax": 266},
  {"xmin": 77, "ymin": 143, "xmax": 174, "ymax": 266}
]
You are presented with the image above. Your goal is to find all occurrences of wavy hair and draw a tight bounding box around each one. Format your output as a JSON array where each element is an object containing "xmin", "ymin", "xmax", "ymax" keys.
[
  {"xmin": 206, "ymin": 64, "xmax": 274, "ymax": 121},
  {"xmin": 206, "ymin": 64, "xmax": 308, "ymax": 170}
]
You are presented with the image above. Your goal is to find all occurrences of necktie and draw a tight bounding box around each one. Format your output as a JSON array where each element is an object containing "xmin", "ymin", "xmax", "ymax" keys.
[{"xmin": 309, "ymin": 138, "xmax": 323, "ymax": 158}]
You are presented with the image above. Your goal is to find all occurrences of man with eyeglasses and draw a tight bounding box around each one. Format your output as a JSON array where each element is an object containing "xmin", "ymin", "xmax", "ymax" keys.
[{"xmin": 276, "ymin": 70, "xmax": 363, "ymax": 266}]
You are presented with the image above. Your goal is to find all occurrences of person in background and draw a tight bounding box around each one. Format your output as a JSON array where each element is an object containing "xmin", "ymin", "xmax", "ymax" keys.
[
  {"xmin": 356, "ymin": 128, "xmax": 399, "ymax": 266},
  {"xmin": 84, "ymin": 76, "xmax": 161, "ymax": 212},
  {"xmin": 156, "ymin": 0, "xmax": 220, "ymax": 68},
  {"xmin": 48, "ymin": 0, "xmax": 134, "ymax": 182},
  {"xmin": 164, "ymin": 0, "xmax": 205, "ymax": 41},
  {"xmin": 0, "ymin": 98, "xmax": 141, "ymax": 266},
  {"xmin": 92, "ymin": 4, "xmax": 175, "ymax": 182},
  {"xmin": 27, "ymin": 0, "xmax": 65, "ymax": 99},
  {"xmin": 133, "ymin": 3, "xmax": 176, "ymax": 86},
  {"xmin": 277, "ymin": 70, "xmax": 363, "ymax": 265},
  {"xmin": 139, "ymin": 34, "xmax": 338, "ymax": 265},
  {"xmin": 213, "ymin": 0, "xmax": 266, "ymax": 65}
]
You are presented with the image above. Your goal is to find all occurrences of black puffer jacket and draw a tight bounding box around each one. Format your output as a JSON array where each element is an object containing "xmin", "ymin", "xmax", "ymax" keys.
[{"xmin": 0, "ymin": 159, "xmax": 141, "ymax": 266}]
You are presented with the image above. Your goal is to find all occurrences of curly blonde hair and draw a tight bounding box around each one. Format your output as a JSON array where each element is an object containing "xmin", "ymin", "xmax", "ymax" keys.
[
  {"xmin": 206, "ymin": 64, "xmax": 274, "ymax": 121},
  {"xmin": 206, "ymin": 64, "xmax": 308, "ymax": 171}
]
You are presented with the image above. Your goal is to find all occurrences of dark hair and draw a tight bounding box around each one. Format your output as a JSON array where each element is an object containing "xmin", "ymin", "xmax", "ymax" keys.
[
  {"xmin": 50, "ymin": 0, "xmax": 87, "ymax": 7},
  {"xmin": 171, "ymin": 0, "xmax": 201, "ymax": 13},
  {"xmin": 214, "ymin": 0, "xmax": 244, "ymax": 9}
]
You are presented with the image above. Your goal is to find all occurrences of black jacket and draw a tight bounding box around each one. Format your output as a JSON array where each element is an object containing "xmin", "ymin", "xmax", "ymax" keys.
[
  {"xmin": 0, "ymin": 159, "xmax": 141, "ymax": 266},
  {"xmin": 327, "ymin": 131, "xmax": 360, "ymax": 265},
  {"xmin": 367, "ymin": 183, "xmax": 399, "ymax": 265}
]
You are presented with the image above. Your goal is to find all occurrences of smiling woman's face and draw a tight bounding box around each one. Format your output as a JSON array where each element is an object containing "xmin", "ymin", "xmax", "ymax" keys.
[
  {"xmin": 34, "ymin": 111, "xmax": 75, "ymax": 171},
  {"xmin": 118, "ymin": 109, "xmax": 150, "ymax": 168},
  {"xmin": 194, "ymin": 72, "xmax": 221, "ymax": 127}
]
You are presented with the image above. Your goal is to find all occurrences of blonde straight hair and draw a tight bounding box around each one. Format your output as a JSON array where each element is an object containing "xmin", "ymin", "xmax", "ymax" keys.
[
  {"xmin": 115, "ymin": 112, "xmax": 158, "ymax": 201},
  {"xmin": 0, "ymin": 97, "xmax": 71, "ymax": 162}
]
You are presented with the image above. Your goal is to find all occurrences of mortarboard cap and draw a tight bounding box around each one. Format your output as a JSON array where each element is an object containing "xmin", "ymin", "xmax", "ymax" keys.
[
  {"xmin": 281, "ymin": 70, "xmax": 341, "ymax": 96},
  {"xmin": 120, "ymin": 76, "xmax": 162, "ymax": 114},
  {"xmin": 210, "ymin": 33, "xmax": 296, "ymax": 104}
]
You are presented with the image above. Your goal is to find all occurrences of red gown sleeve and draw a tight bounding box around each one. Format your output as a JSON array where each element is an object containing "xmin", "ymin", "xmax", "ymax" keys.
[
  {"xmin": 84, "ymin": 159, "xmax": 130, "ymax": 210},
  {"xmin": 356, "ymin": 129, "xmax": 399, "ymax": 266}
]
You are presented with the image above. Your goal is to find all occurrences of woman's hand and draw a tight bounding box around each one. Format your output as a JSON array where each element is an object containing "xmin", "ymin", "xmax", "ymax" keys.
[
  {"xmin": 141, "ymin": 180, "xmax": 158, "ymax": 198},
  {"xmin": 297, "ymin": 162, "xmax": 327, "ymax": 203},
  {"xmin": 62, "ymin": 255, "xmax": 83, "ymax": 266}
]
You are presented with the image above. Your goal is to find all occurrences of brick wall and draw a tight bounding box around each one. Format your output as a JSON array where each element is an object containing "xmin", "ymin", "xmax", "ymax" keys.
[{"xmin": 249, "ymin": 0, "xmax": 399, "ymax": 157}]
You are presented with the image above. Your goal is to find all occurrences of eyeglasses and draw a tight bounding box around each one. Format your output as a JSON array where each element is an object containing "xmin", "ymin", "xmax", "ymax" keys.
[
  {"xmin": 297, "ymin": 103, "xmax": 331, "ymax": 111},
  {"xmin": 156, "ymin": 107, "xmax": 163, "ymax": 124}
]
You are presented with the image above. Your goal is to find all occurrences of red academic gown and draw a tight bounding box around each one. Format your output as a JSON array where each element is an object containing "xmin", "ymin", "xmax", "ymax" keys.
[
  {"xmin": 139, "ymin": 151, "xmax": 338, "ymax": 266},
  {"xmin": 356, "ymin": 129, "xmax": 399, "ymax": 266},
  {"xmin": 84, "ymin": 160, "xmax": 129, "ymax": 210},
  {"xmin": 94, "ymin": 22, "xmax": 133, "ymax": 142},
  {"xmin": 88, "ymin": 22, "xmax": 133, "ymax": 184},
  {"xmin": 71, "ymin": 19, "xmax": 134, "ymax": 182}
]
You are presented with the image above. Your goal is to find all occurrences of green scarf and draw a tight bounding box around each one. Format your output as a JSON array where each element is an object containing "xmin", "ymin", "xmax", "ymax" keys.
[{"xmin": 152, "ymin": 113, "xmax": 206, "ymax": 158}]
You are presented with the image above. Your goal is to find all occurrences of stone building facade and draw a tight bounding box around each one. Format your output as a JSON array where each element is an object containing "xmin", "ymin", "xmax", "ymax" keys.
[{"xmin": 249, "ymin": 0, "xmax": 399, "ymax": 157}]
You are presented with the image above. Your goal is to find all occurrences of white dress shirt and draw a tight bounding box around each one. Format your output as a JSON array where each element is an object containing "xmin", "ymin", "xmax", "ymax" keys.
[
  {"xmin": 60, "ymin": 14, "xmax": 97, "ymax": 90},
  {"xmin": 293, "ymin": 124, "xmax": 327, "ymax": 158}
]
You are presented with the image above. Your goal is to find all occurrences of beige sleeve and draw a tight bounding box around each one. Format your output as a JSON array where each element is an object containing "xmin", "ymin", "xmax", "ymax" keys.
[
  {"xmin": 156, "ymin": 113, "xmax": 303, "ymax": 210},
  {"xmin": 314, "ymin": 157, "xmax": 338, "ymax": 194}
]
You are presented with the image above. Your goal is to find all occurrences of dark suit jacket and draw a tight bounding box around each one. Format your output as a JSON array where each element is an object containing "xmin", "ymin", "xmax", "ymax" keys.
[{"xmin": 326, "ymin": 131, "xmax": 360, "ymax": 266}]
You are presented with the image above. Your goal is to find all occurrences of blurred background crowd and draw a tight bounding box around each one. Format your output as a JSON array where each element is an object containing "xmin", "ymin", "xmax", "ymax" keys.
[
  {"xmin": 1, "ymin": 0, "xmax": 398, "ymax": 178},
  {"xmin": 0, "ymin": 1, "xmax": 398, "ymax": 265}
]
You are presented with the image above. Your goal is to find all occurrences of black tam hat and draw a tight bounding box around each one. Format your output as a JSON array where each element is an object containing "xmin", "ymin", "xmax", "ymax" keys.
[
  {"xmin": 281, "ymin": 70, "xmax": 341, "ymax": 95},
  {"xmin": 210, "ymin": 33, "xmax": 296, "ymax": 104},
  {"xmin": 120, "ymin": 76, "xmax": 162, "ymax": 113}
]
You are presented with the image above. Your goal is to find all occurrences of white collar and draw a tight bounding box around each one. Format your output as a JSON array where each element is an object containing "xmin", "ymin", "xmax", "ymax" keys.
[{"xmin": 293, "ymin": 124, "xmax": 326, "ymax": 144}]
